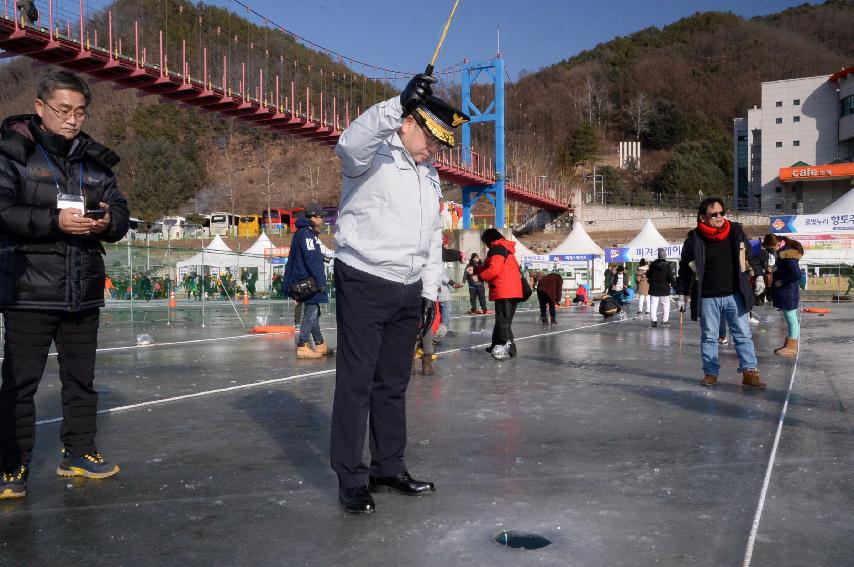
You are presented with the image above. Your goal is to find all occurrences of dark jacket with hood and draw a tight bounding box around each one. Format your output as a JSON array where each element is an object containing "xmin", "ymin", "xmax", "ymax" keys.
[
  {"xmin": 0, "ymin": 114, "xmax": 129, "ymax": 311},
  {"xmin": 465, "ymin": 257, "xmax": 484, "ymax": 288},
  {"xmin": 282, "ymin": 217, "xmax": 328, "ymax": 304},
  {"xmin": 771, "ymin": 243, "xmax": 803, "ymax": 311},
  {"xmin": 676, "ymin": 221, "xmax": 762, "ymax": 321},
  {"xmin": 646, "ymin": 258, "xmax": 675, "ymax": 296},
  {"xmin": 476, "ymin": 238, "xmax": 522, "ymax": 301}
]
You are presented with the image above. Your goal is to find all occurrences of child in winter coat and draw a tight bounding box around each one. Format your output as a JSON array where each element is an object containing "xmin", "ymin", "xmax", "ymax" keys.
[{"xmin": 763, "ymin": 234, "xmax": 804, "ymax": 356}]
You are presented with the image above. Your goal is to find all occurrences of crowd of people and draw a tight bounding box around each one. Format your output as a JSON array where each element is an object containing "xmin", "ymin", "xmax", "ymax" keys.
[{"xmin": 0, "ymin": 71, "xmax": 808, "ymax": 520}]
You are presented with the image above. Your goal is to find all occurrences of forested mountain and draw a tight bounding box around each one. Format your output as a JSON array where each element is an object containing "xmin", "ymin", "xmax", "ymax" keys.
[
  {"xmin": 502, "ymin": 0, "xmax": 854, "ymax": 200},
  {"xmin": 1, "ymin": 0, "xmax": 852, "ymax": 219}
]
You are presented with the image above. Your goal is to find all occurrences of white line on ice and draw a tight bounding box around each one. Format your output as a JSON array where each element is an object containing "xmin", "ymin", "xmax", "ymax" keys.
[
  {"xmin": 741, "ymin": 312, "xmax": 802, "ymax": 567},
  {"xmin": 34, "ymin": 311, "xmax": 641, "ymax": 426}
]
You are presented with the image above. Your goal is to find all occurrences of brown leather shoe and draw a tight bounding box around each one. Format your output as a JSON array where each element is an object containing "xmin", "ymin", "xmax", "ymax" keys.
[
  {"xmin": 701, "ymin": 374, "xmax": 717, "ymax": 387},
  {"xmin": 421, "ymin": 356, "xmax": 435, "ymax": 376},
  {"xmin": 774, "ymin": 337, "xmax": 798, "ymax": 356},
  {"xmin": 742, "ymin": 369, "xmax": 766, "ymax": 389},
  {"xmin": 296, "ymin": 345, "xmax": 322, "ymax": 359},
  {"xmin": 314, "ymin": 342, "xmax": 332, "ymax": 356}
]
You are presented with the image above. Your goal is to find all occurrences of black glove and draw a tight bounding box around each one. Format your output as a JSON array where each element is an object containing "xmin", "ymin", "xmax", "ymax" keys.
[
  {"xmin": 400, "ymin": 73, "xmax": 437, "ymax": 116},
  {"xmin": 419, "ymin": 297, "xmax": 436, "ymax": 339}
]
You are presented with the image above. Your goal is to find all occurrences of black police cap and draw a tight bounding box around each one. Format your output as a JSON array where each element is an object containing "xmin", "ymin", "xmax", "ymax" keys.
[{"xmin": 412, "ymin": 95, "xmax": 470, "ymax": 147}]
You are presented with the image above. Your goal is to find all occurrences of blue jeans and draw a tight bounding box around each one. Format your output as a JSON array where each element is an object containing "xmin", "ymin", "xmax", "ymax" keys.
[
  {"xmin": 297, "ymin": 303, "xmax": 323, "ymax": 346},
  {"xmin": 439, "ymin": 300, "xmax": 451, "ymax": 327},
  {"xmin": 699, "ymin": 295, "xmax": 757, "ymax": 376}
]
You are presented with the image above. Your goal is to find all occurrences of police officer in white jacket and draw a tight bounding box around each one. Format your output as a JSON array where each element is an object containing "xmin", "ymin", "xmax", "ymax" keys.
[{"xmin": 330, "ymin": 74, "xmax": 469, "ymax": 514}]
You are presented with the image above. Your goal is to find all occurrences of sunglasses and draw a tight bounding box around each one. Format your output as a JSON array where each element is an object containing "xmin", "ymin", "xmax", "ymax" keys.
[{"xmin": 704, "ymin": 211, "xmax": 726, "ymax": 218}]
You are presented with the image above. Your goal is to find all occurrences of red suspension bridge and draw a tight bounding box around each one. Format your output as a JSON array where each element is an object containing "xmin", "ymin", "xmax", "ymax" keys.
[{"xmin": 0, "ymin": 0, "xmax": 574, "ymax": 213}]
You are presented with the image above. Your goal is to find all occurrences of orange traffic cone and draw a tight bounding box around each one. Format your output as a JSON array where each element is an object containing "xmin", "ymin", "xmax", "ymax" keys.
[
  {"xmin": 565, "ymin": 292, "xmax": 571, "ymax": 308},
  {"xmin": 242, "ymin": 291, "xmax": 250, "ymax": 305},
  {"xmin": 168, "ymin": 291, "xmax": 177, "ymax": 308}
]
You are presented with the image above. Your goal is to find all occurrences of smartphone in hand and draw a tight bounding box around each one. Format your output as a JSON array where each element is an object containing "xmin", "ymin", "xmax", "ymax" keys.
[{"xmin": 84, "ymin": 209, "xmax": 106, "ymax": 220}]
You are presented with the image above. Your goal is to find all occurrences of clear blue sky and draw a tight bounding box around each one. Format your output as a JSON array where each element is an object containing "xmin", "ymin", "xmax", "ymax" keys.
[
  {"xmin": 207, "ymin": 0, "xmax": 816, "ymax": 80},
  {"xmin": 91, "ymin": 0, "xmax": 818, "ymax": 80}
]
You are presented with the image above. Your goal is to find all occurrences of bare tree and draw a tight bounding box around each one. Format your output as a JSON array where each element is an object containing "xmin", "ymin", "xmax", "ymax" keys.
[
  {"xmin": 626, "ymin": 91, "xmax": 653, "ymax": 141},
  {"xmin": 255, "ymin": 146, "xmax": 280, "ymax": 233}
]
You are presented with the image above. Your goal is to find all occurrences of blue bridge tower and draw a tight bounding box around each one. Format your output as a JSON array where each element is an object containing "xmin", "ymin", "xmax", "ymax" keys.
[{"xmin": 461, "ymin": 56, "xmax": 505, "ymax": 229}]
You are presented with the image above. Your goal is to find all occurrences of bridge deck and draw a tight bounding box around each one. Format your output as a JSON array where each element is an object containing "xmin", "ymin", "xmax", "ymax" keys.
[{"xmin": 0, "ymin": 14, "xmax": 572, "ymax": 211}]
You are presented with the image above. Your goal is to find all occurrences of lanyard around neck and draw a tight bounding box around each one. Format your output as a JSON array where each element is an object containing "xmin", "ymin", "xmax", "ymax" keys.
[{"xmin": 37, "ymin": 144, "xmax": 83, "ymax": 196}]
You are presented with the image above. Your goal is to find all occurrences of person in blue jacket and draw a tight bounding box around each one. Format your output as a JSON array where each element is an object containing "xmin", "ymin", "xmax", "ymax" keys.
[
  {"xmin": 283, "ymin": 203, "xmax": 329, "ymax": 359},
  {"xmin": 762, "ymin": 234, "xmax": 804, "ymax": 356}
]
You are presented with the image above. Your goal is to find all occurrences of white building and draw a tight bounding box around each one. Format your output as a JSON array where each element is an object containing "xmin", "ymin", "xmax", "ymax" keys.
[{"xmin": 733, "ymin": 66, "xmax": 854, "ymax": 213}]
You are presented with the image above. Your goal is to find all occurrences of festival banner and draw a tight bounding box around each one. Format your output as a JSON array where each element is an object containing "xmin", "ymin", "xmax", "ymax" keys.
[
  {"xmin": 770, "ymin": 214, "xmax": 854, "ymax": 235},
  {"xmin": 605, "ymin": 245, "xmax": 682, "ymax": 262}
]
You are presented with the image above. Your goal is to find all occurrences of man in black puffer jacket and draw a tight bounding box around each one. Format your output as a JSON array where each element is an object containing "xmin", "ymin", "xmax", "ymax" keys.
[
  {"xmin": 646, "ymin": 248, "xmax": 676, "ymax": 328},
  {"xmin": 0, "ymin": 71, "xmax": 129, "ymax": 499}
]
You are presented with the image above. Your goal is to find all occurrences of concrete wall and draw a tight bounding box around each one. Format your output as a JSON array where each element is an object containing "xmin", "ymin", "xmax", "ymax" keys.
[{"xmin": 571, "ymin": 204, "xmax": 767, "ymax": 232}]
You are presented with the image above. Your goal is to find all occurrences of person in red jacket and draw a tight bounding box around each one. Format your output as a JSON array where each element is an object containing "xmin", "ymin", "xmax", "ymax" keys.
[{"xmin": 475, "ymin": 228, "xmax": 523, "ymax": 359}]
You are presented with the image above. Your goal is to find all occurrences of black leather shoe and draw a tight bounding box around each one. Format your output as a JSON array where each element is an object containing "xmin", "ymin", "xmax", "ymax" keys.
[
  {"xmin": 369, "ymin": 472, "xmax": 436, "ymax": 496},
  {"xmin": 338, "ymin": 486, "xmax": 375, "ymax": 514}
]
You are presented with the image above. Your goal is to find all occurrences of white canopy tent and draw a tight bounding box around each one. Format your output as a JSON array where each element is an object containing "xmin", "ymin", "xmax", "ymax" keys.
[
  {"xmin": 819, "ymin": 188, "xmax": 854, "ymax": 214},
  {"xmin": 176, "ymin": 233, "xmax": 282, "ymax": 290},
  {"xmin": 623, "ymin": 219, "xmax": 670, "ymax": 259},
  {"xmin": 549, "ymin": 223, "xmax": 605, "ymax": 257},
  {"xmin": 176, "ymin": 235, "xmax": 236, "ymax": 274},
  {"xmin": 239, "ymin": 233, "xmax": 276, "ymax": 291},
  {"xmin": 240, "ymin": 232, "xmax": 274, "ymax": 268},
  {"xmin": 507, "ymin": 233, "xmax": 538, "ymax": 263},
  {"xmin": 547, "ymin": 223, "xmax": 606, "ymax": 291}
]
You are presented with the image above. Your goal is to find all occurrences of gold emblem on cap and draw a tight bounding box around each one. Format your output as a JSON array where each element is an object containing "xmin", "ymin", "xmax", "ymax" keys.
[
  {"xmin": 451, "ymin": 113, "xmax": 467, "ymax": 127},
  {"xmin": 416, "ymin": 108, "xmax": 455, "ymax": 147}
]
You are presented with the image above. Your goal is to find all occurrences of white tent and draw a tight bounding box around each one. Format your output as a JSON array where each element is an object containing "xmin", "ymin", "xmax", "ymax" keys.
[
  {"xmin": 240, "ymin": 232, "xmax": 274, "ymax": 268},
  {"xmin": 547, "ymin": 223, "xmax": 606, "ymax": 292},
  {"xmin": 508, "ymin": 233, "xmax": 538, "ymax": 262},
  {"xmin": 819, "ymin": 188, "xmax": 854, "ymax": 214},
  {"xmin": 549, "ymin": 223, "xmax": 605, "ymax": 256},
  {"xmin": 624, "ymin": 219, "xmax": 669, "ymax": 254},
  {"xmin": 176, "ymin": 234, "xmax": 237, "ymax": 273}
]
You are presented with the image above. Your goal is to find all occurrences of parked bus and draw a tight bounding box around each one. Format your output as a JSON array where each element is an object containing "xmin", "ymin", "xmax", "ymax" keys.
[
  {"xmin": 288, "ymin": 207, "xmax": 305, "ymax": 232},
  {"xmin": 238, "ymin": 214, "xmax": 261, "ymax": 237},
  {"xmin": 161, "ymin": 216, "xmax": 187, "ymax": 239},
  {"xmin": 261, "ymin": 208, "xmax": 290, "ymax": 233},
  {"xmin": 209, "ymin": 212, "xmax": 237, "ymax": 236}
]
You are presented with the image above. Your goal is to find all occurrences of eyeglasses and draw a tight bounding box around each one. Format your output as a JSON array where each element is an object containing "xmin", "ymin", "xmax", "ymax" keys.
[
  {"xmin": 704, "ymin": 211, "xmax": 726, "ymax": 218},
  {"xmin": 418, "ymin": 123, "xmax": 441, "ymax": 146},
  {"xmin": 39, "ymin": 99, "xmax": 89, "ymax": 121}
]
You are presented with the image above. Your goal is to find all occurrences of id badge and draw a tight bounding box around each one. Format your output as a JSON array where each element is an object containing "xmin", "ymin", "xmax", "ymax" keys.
[{"xmin": 57, "ymin": 193, "xmax": 84, "ymax": 212}]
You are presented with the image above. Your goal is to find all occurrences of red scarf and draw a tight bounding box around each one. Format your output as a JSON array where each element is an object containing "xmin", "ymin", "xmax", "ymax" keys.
[{"xmin": 696, "ymin": 219, "xmax": 731, "ymax": 242}]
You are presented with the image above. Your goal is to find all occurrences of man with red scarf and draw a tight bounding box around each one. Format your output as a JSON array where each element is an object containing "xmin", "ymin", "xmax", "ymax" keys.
[{"xmin": 676, "ymin": 197, "xmax": 765, "ymax": 388}]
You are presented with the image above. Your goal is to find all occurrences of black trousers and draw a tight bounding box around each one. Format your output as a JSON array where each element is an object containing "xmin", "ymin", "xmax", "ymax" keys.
[
  {"xmin": 468, "ymin": 285, "xmax": 486, "ymax": 311},
  {"xmin": 491, "ymin": 299, "xmax": 518, "ymax": 348},
  {"xmin": 0, "ymin": 309, "xmax": 100, "ymax": 469},
  {"xmin": 537, "ymin": 290, "xmax": 556, "ymax": 323},
  {"xmin": 330, "ymin": 260, "xmax": 422, "ymax": 489}
]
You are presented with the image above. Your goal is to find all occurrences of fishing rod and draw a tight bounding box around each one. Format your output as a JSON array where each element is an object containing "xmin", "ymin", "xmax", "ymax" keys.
[{"xmin": 424, "ymin": 0, "xmax": 460, "ymax": 76}]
